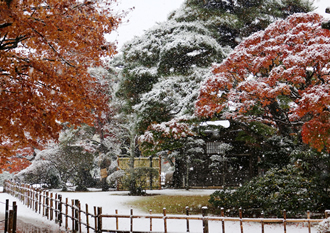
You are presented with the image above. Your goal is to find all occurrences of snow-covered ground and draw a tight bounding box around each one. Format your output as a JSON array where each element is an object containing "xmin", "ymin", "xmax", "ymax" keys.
[
  {"xmin": 0, "ymin": 187, "xmax": 321, "ymax": 233},
  {"xmin": 0, "ymin": 191, "xmax": 64, "ymax": 232}
]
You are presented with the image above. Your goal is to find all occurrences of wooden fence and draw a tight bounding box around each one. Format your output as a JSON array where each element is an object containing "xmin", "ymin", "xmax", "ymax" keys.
[
  {"xmin": 1, "ymin": 199, "xmax": 17, "ymax": 233},
  {"xmin": 3, "ymin": 180, "xmax": 328, "ymax": 233},
  {"xmin": 4, "ymin": 180, "xmax": 98, "ymax": 232}
]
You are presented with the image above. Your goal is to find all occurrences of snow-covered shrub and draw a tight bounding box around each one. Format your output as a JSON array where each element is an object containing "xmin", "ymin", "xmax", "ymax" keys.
[
  {"xmin": 317, "ymin": 217, "xmax": 330, "ymax": 233},
  {"xmin": 121, "ymin": 167, "xmax": 159, "ymax": 196},
  {"xmin": 15, "ymin": 140, "xmax": 96, "ymax": 189},
  {"xmin": 106, "ymin": 170, "xmax": 125, "ymax": 187},
  {"xmin": 15, "ymin": 148, "xmax": 61, "ymax": 188},
  {"xmin": 0, "ymin": 171, "xmax": 13, "ymax": 186}
]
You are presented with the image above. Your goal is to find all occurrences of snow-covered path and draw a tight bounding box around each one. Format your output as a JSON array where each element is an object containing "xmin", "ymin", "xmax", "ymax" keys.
[
  {"xmin": 0, "ymin": 188, "xmax": 320, "ymax": 233},
  {"xmin": 0, "ymin": 192, "xmax": 64, "ymax": 232}
]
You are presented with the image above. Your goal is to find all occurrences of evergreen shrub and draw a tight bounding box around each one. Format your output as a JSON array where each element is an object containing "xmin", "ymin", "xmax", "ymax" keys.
[
  {"xmin": 121, "ymin": 167, "xmax": 159, "ymax": 196},
  {"xmin": 209, "ymin": 165, "xmax": 330, "ymax": 217}
]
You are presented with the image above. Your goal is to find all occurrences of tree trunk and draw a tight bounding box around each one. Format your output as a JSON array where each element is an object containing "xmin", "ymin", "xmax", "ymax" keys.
[{"xmin": 129, "ymin": 129, "xmax": 137, "ymax": 194}]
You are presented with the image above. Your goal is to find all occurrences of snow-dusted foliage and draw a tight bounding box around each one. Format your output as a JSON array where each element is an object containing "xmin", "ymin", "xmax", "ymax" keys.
[
  {"xmin": 15, "ymin": 125, "xmax": 109, "ymax": 188},
  {"xmin": 171, "ymin": 0, "xmax": 314, "ymax": 48},
  {"xmin": 14, "ymin": 147, "xmax": 61, "ymax": 187},
  {"xmin": 106, "ymin": 170, "xmax": 125, "ymax": 184},
  {"xmin": 0, "ymin": 171, "xmax": 13, "ymax": 185},
  {"xmin": 114, "ymin": 18, "xmax": 232, "ymax": 183},
  {"xmin": 138, "ymin": 117, "xmax": 196, "ymax": 156},
  {"xmin": 133, "ymin": 68, "xmax": 213, "ymax": 131},
  {"xmin": 88, "ymin": 64, "xmax": 126, "ymax": 157},
  {"xmin": 116, "ymin": 0, "xmax": 314, "ymax": 143},
  {"xmin": 196, "ymin": 13, "xmax": 330, "ymax": 152},
  {"xmin": 112, "ymin": 0, "xmax": 316, "ymax": 189},
  {"xmin": 317, "ymin": 218, "xmax": 330, "ymax": 233},
  {"xmin": 209, "ymin": 164, "xmax": 330, "ymax": 217},
  {"xmin": 117, "ymin": 20, "xmax": 230, "ymax": 132}
]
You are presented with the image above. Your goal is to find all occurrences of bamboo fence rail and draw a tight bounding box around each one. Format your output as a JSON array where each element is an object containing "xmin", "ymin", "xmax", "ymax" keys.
[{"xmin": 3, "ymin": 180, "xmax": 328, "ymax": 233}]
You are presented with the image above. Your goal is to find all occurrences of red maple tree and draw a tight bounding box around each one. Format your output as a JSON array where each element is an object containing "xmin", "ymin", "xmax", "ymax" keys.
[
  {"xmin": 0, "ymin": 0, "xmax": 121, "ymax": 164},
  {"xmin": 1, "ymin": 147, "xmax": 34, "ymax": 173},
  {"xmin": 195, "ymin": 13, "xmax": 330, "ymax": 152}
]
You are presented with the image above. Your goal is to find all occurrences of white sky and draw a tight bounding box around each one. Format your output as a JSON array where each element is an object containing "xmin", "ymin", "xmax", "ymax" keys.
[
  {"xmin": 108, "ymin": 0, "xmax": 185, "ymax": 50},
  {"xmin": 108, "ymin": 0, "xmax": 330, "ymax": 50}
]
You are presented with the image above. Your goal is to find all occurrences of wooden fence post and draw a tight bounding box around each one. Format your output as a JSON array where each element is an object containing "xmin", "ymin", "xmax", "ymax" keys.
[
  {"xmin": 34, "ymin": 189, "xmax": 38, "ymax": 213},
  {"xmin": 35, "ymin": 188, "xmax": 38, "ymax": 212},
  {"xmin": 21, "ymin": 184, "xmax": 24, "ymax": 205},
  {"xmin": 97, "ymin": 207, "xmax": 102, "ymax": 233},
  {"xmin": 202, "ymin": 206, "xmax": 209, "ymax": 233},
  {"xmin": 283, "ymin": 210, "xmax": 287, "ymax": 233},
  {"xmin": 221, "ymin": 207, "xmax": 225, "ymax": 233},
  {"xmin": 29, "ymin": 185, "xmax": 33, "ymax": 209},
  {"xmin": 65, "ymin": 198, "xmax": 68, "ymax": 230},
  {"xmin": 17, "ymin": 184, "xmax": 26, "ymax": 200},
  {"xmin": 239, "ymin": 208, "xmax": 243, "ymax": 233},
  {"xmin": 149, "ymin": 156, "xmax": 153, "ymax": 190},
  {"xmin": 307, "ymin": 210, "xmax": 311, "ymax": 233},
  {"xmin": 115, "ymin": 209, "xmax": 119, "ymax": 230},
  {"xmin": 39, "ymin": 189, "xmax": 42, "ymax": 214},
  {"xmin": 150, "ymin": 209, "xmax": 153, "ymax": 232},
  {"xmin": 76, "ymin": 200, "xmax": 81, "ymax": 233},
  {"xmin": 25, "ymin": 185, "xmax": 28, "ymax": 206},
  {"xmin": 130, "ymin": 209, "xmax": 133, "ymax": 232},
  {"xmin": 73, "ymin": 199, "xmax": 80, "ymax": 233},
  {"xmin": 30, "ymin": 185, "xmax": 33, "ymax": 208},
  {"xmin": 186, "ymin": 206, "xmax": 189, "ymax": 232},
  {"xmin": 261, "ymin": 211, "xmax": 264, "ymax": 233},
  {"xmin": 55, "ymin": 193, "xmax": 58, "ymax": 220},
  {"xmin": 46, "ymin": 191, "xmax": 49, "ymax": 219},
  {"xmin": 12, "ymin": 202, "xmax": 17, "ymax": 233},
  {"xmin": 31, "ymin": 187, "xmax": 35, "ymax": 210},
  {"xmin": 8, "ymin": 210, "xmax": 13, "ymax": 233},
  {"xmin": 50, "ymin": 193, "xmax": 53, "ymax": 221},
  {"xmin": 42, "ymin": 191, "xmax": 45, "ymax": 217},
  {"xmin": 8, "ymin": 201, "xmax": 17, "ymax": 233},
  {"xmin": 86, "ymin": 204, "xmax": 90, "ymax": 233},
  {"xmin": 163, "ymin": 208, "xmax": 167, "ymax": 233},
  {"xmin": 5, "ymin": 199, "xmax": 9, "ymax": 233},
  {"xmin": 26, "ymin": 185, "xmax": 28, "ymax": 205},
  {"xmin": 58, "ymin": 195, "xmax": 62, "ymax": 226},
  {"xmin": 94, "ymin": 207, "xmax": 98, "ymax": 232},
  {"xmin": 72, "ymin": 200, "xmax": 75, "ymax": 232},
  {"xmin": 159, "ymin": 155, "xmax": 162, "ymax": 190}
]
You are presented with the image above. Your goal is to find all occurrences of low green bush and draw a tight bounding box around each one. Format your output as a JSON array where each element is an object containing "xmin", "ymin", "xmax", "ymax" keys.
[{"xmin": 209, "ymin": 165, "xmax": 330, "ymax": 218}]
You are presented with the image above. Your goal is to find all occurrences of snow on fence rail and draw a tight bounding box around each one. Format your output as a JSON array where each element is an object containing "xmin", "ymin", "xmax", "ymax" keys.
[{"xmin": 2, "ymin": 180, "xmax": 327, "ymax": 233}]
